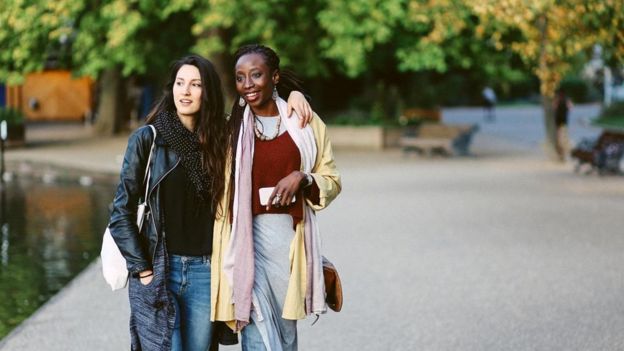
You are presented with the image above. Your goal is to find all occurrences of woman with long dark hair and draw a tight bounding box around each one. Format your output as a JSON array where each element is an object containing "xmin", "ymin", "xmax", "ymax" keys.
[
  {"xmin": 108, "ymin": 54, "xmax": 311, "ymax": 351},
  {"xmin": 210, "ymin": 45, "xmax": 341, "ymax": 350}
]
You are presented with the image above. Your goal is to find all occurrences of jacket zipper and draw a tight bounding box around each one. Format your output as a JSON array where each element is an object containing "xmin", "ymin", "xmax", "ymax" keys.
[{"xmin": 148, "ymin": 156, "xmax": 181, "ymax": 262}]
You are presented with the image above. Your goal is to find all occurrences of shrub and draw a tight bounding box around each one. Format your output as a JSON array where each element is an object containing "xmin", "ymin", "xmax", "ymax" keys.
[
  {"xmin": 600, "ymin": 101, "xmax": 624, "ymax": 118},
  {"xmin": 0, "ymin": 107, "xmax": 25, "ymax": 125},
  {"xmin": 592, "ymin": 102, "xmax": 624, "ymax": 129}
]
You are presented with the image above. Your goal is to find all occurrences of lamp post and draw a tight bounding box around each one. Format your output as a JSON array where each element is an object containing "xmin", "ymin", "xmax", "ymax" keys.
[
  {"xmin": 0, "ymin": 121, "xmax": 7, "ymax": 267},
  {"xmin": 0, "ymin": 120, "xmax": 6, "ymax": 184},
  {"xmin": 0, "ymin": 183, "xmax": 6, "ymax": 267}
]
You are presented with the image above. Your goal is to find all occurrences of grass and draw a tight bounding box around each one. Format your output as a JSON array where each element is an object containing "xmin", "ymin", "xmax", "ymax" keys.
[{"xmin": 592, "ymin": 115, "xmax": 624, "ymax": 131}]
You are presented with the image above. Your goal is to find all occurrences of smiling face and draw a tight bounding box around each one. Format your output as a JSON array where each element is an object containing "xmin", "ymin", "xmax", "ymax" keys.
[
  {"xmin": 173, "ymin": 64, "xmax": 202, "ymax": 120},
  {"xmin": 235, "ymin": 53, "xmax": 279, "ymax": 116}
]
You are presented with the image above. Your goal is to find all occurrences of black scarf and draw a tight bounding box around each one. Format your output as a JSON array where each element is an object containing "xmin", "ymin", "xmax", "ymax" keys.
[{"xmin": 152, "ymin": 111, "xmax": 212, "ymax": 211}]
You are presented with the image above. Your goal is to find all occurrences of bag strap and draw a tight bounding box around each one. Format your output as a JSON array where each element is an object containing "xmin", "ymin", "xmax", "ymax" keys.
[{"xmin": 142, "ymin": 125, "xmax": 157, "ymax": 202}]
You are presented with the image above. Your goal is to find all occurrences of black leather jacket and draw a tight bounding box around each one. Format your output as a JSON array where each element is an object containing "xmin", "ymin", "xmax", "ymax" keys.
[{"xmin": 109, "ymin": 125, "xmax": 180, "ymax": 275}]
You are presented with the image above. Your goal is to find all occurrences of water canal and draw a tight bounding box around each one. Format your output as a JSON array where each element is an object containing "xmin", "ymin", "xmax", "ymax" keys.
[{"xmin": 0, "ymin": 169, "xmax": 115, "ymax": 339}]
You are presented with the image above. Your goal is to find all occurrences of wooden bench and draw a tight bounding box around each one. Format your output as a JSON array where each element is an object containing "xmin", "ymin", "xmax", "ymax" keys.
[
  {"xmin": 400, "ymin": 108, "xmax": 441, "ymax": 123},
  {"xmin": 400, "ymin": 123, "xmax": 478, "ymax": 156},
  {"xmin": 571, "ymin": 131, "xmax": 624, "ymax": 174}
]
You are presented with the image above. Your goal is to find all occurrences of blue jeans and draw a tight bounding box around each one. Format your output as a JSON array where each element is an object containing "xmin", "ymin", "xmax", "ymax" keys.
[
  {"xmin": 168, "ymin": 254, "xmax": 213, "ymax": 351},
  {"xmin": 242, "ymin": 320, "xmax": 267, "ymax": 351},
  {"xmin": 241, "ymin": 317, "xmax": 298, "ymax": 351}
]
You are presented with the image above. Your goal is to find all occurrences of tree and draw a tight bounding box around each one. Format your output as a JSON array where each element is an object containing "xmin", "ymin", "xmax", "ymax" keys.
[
  {"xmin": 0, "ymin": 1, "xmax": 78, "ymax": 83},
  {"xmin": 190, "ymin": 0, "xmax": 328, "ymax": 101},
  {"xmin": 0, "ymin": 0, "xmax": 196, "ymax": 135},
  {"xmin": 75, "ymin": 0, "xmax": 201, "ymax": 134},
  {"xmin": 1, "ymin": 0, "xmax": 333, "ymax": 128},
  {"xmin": 7, "ymin": 0, "xmax": 618, "ymax": 142},
  {"xmin": 470, "ymin": 0, "xmax": 624, "ymax": 160},
  {"xmin": 316, "ymin": 0, "xmax": 529, "ymax": 117}
]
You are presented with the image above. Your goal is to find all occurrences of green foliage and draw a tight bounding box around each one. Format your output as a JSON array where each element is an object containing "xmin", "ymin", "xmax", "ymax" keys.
[
  {"xmin": 71, "ymin": 0, "xmax": 197, "ymax": 79},
  {"xmin": 315, "ymin": 0, "xmax": 531, "ymax": 113},
  {"xmin": 471, "ymin": 1, "xmax": 624, "ymax": 97},
  {"xmin": 0, "ymin": 107, "xmax": 25, "ymax": 125},
  {"xmin": 329, "ymin": 111, "xmax": 379, "ymax": 126},
  {"xmin": 0, "ymin": 0, "xmax": 532, "ymax": 96},
  {"xmin": 0, "ymin": 1, "xmax": 74, "ymax": 83},
  {"xmin": 396, "ymin": 43, "xmax": 447, "ymax": 73},
  {"xmin": 318, "ymin": 0, "xmax": 405, "ymax": 77},
  {"xmin": 316, "ymin": 0, "xmax": 526, "ymax": 82},
  {"xmin": 592, "ymin": 117, "xmax": 624, "ymax": 130},
  {"xmin": 0, "ymin": 0, "xmax": 197, "ymax": 82},
  {"xmin": 328, "ymin": 110, "xmax": 402, "ymax": 127},
  {"xmin": 599, "ymin": 101, "xmax": 624, "ymax": 118},
  {"xmin": 591, "ymin": 102, "xmax": 624, "ymax": 131},
  {"xmin": 192, "ymin": 0, "xmax": 328, "ymax": 78},
  {"xmin": 559, "ymin": 76, "xmax": 599, "ymax": 103},
  {"xmin": 1, "ymin": 0, "xmax": 621, "ymax": 131}
]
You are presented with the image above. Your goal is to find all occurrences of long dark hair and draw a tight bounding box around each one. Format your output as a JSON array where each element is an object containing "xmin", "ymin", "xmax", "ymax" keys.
[
  {"xmin": 145, "ymin": 54, "xmax": 227, "ymax": 213},
  {"xmin": 228, "ymin": 44, "xmax": 305, "ymax": 146}
]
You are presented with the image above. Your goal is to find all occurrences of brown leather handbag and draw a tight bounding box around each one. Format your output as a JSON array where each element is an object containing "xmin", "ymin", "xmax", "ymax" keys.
[{"xmin": 322, "ymin": 256, "xmax": 343, "ymax": 312}]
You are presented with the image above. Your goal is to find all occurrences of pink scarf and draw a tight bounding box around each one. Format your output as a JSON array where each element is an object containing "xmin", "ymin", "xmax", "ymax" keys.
[{"xmin": 224, "ymin": 98, "xmax": 326, "ymax": 329}]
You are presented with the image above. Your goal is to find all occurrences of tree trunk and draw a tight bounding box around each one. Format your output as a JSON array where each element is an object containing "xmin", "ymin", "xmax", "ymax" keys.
[
  {"xmin": 537, "ymin": 14, "xmax": 560, "ymax": 161},
  {"xmin": 212, "ymin": 49, "xmax": 235, "ymax": 107},
  {"xmin": 94, "ymin": 67, "xmax": 128, "ymax": 136},
  {"xmin": 202, "ymin": 29, "xmax": 236, "ymax": 107},
  {"xmin": 541, "ymin": 95, "xmax": 559, "ymax": 160}
]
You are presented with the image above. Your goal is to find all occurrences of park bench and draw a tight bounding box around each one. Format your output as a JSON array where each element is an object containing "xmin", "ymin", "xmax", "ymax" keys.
[
  {"xmin": 400, "ymin": 123, "xmax": 479, "ymax": 156},
  {"xmin": 571, "ymin": 131, "xmax": 624, "ymax": 174},
  {"xmin": 400, "ymin": 108, "xmax": 441, "ymax": 122}
]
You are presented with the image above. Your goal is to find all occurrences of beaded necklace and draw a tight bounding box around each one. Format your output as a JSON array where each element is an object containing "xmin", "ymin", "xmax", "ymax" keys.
[{"xmin": 253, "ymin": 113, "xmax": 281, "ymax": 141}]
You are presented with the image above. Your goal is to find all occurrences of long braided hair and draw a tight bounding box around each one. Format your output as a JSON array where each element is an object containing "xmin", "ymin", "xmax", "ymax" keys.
[
  {"xmin": 226, "ymin": 44, "xmax": 306, "ymax": 210},
  {"xmin": 145, "ymin": 54, "xmax": 228, "ymax": 214}
]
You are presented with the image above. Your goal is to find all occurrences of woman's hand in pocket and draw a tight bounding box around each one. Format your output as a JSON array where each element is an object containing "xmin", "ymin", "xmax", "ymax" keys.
[{"xmin": 139, "ymin": 270, "xmax": 154, "ymax": 286}]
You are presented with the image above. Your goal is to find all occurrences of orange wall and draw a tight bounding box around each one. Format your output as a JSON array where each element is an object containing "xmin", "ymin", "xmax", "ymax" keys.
[{"xmin": 7, "ymin": 71, "xmax": 94, "ymax": 121}]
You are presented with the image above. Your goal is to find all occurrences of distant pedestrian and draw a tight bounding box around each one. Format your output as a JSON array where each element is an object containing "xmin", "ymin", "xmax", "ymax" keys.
[
  {"xmin": 553, "ymin": 89, "xmax": 573, "ymax": 161},
  {"xmin": 107, "ymin": 54, "xmax": 311, "ymax": 351},
  {"xmin": 482, "ymin": 86, "xmax": 497, "ymax": 122}
]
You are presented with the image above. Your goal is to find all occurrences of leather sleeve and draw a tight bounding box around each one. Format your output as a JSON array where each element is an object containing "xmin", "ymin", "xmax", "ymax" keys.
[{"xmin": 108, "ymin": 126, "xmax": 154, "ymax": 274}]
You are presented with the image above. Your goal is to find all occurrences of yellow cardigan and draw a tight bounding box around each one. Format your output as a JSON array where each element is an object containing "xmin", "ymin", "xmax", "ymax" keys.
[{"xmin": 210, "ymin": 115, "xmax": 341, "ymax": 326}]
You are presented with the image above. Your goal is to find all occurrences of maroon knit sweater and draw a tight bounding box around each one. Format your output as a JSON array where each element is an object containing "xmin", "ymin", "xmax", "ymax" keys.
[{"xmin": 251, "ymin": 132, "xmax": 320, "ymax": 226}]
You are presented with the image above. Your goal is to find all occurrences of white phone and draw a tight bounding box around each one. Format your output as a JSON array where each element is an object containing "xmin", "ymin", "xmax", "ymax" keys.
[{"xmin": 259, "ymin": 187, "xmax": 296, "ymax": 206}]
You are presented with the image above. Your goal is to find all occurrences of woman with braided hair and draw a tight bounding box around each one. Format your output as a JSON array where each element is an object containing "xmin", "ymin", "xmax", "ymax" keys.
[
  {"xmin": 210, "ymin": 44, "xmax": 341, "ymax": 350},
  {"xmin": 108, "ymin": 54, "xmax": 312, "ymax": 351}
]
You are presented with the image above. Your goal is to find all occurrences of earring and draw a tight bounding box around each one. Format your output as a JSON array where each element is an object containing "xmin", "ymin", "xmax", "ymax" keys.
[
  {"xmin": 239, "ymin": 96, "xmax": 246, "ymax": 107},
  {"xmin": 272, "ymin": 86, "xmax": 278, "ymax": 100}
]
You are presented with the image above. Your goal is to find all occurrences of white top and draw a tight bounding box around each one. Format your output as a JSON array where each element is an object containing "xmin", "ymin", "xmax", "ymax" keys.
[{"xmin": 255, "ymin": 115, "xmax": 286, "ymax": 138}]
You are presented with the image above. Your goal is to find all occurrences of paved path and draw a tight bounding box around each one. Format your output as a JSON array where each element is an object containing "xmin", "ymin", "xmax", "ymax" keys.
[
  {"xmin": 443, "ymin": 103, "xmax": 603, "ymax": 147},
  {"xmin": 2, "ymin": 105, "xmax": 624, "ymax": 350}
]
